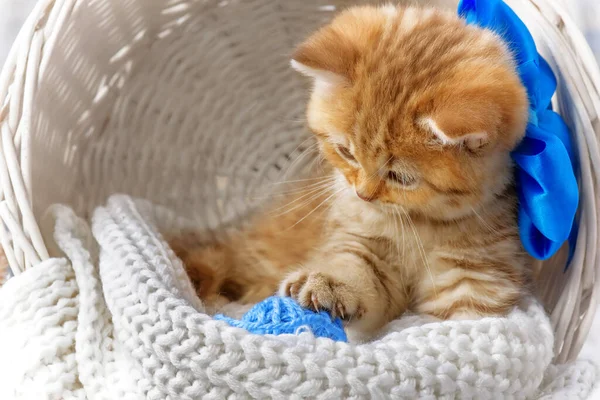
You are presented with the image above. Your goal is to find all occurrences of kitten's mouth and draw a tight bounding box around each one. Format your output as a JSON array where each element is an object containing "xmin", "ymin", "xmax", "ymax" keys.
[{"xmin": 353, "ymin": 194, "xmax": 401, "ymax": 214}]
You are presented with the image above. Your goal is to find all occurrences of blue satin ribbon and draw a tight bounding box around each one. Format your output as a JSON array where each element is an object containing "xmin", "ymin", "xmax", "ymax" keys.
[{"xmin": 458, "ymin": 0, "xmax": 579, "ymax": 262}]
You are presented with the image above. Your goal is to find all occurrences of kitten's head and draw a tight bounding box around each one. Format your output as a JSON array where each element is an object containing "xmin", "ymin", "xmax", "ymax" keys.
[{"xmin": 292, "ymin": 5, "xmax": 528, "ymax": 220}]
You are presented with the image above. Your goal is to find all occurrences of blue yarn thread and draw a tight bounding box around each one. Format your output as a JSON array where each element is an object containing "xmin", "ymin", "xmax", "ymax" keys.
[{"xmin": 214, "ymin": 296, "xmax": 348, "ymax": 342}]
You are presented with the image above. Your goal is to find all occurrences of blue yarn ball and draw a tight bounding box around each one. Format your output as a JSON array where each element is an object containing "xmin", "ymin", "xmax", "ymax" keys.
[{"xmin": 214, "ymin": 296, "xmax": 347, "ymax": 342}]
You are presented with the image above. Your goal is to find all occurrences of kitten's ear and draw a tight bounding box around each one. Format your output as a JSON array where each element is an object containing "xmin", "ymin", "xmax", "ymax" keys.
[
  {"xmin": 291, "ymin": 6, "xmax": 386, "ymax": 86},
  {"xmin": 426, "ymin": 77, "xmax": 529, "ymax": 151},
  {"xmin": 290, "ymin": 59, "xmax": 347, "ymax": 90},
  {"xmin": 425, "ymin": 117, "xmax": 490, "ymax": 152},
  {"xmin": 423, "ymin": 99, "xmax": 503, "ymax": 152}
]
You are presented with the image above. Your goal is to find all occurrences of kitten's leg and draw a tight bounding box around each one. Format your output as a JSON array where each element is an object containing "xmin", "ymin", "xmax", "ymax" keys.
[
  {"xmin": 412, "ymin": 254, "xmax": 528, "ymax": 320},
  {"xmin": 169, "ymin": 176, "xmax": 332, "ymax": 307},
  {"xmin": 280, "ymin": 240, "xmax": 408, "ymax": 334},
  {"xmin": 170, "ymin": 236, "xmax": 281, "ymax": 305},
  {"xmin": 169, "ymin": 235, "xmax": 241, "ymax": 304}
]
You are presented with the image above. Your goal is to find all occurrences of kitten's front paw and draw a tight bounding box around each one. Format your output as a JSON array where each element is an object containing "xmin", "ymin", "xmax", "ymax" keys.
[{"xmin": 279, "ymin": 271, "xmax": 364, "ymax": 320}]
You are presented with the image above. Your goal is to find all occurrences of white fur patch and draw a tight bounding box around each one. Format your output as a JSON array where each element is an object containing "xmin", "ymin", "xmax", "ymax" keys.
[
  {"xmin": 381, "ymin": 4, "xmax": 398, "ymax": 18},
  {"xmin": 290, "ymin": 59, "xmax": 345, "ymax": 96},
  {"xmin": 398, "ymin": 7, "xmax": 420, "ymax": 33},
  {"xmin": 326, "ymin": 133, "xmax": 350, "ymax": 147},
  {"xmin": 421, "ymin": 117, "xmax": 488, "ymax": 148}
]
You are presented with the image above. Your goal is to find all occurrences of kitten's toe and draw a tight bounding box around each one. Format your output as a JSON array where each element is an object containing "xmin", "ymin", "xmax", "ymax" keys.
[
  {"xmin": 279, "ymin": 271, "xmax": 308, "ymax": 297},
  {"xmin": 334, "ymin": 301, "xmax": 345, "ymax": 319},
  {"xmin": 280, "ymin": 271, "xmax": 363, "ymax": 320},
  {"xmin": 298, "ymin": 273, "xmax": 335, "ymax": 311},
  {"xmin": 310, "ymin": 293, "xmax": 321, "ymax": 311}
]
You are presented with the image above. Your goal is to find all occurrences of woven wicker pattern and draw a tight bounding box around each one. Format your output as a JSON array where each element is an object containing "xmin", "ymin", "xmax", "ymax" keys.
[
  {"xmin": 504, "ymin": 0, "xmax": 600, "ymax": 363},
  {"xmin": 0, "ymin": 0, "xmax": 598, "ymax": 363}
]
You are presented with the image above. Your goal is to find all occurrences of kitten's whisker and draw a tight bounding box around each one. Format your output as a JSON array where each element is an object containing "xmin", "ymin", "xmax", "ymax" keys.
[
  {"xmin": 361, "ymin": 155, "xmax": 393, "ymax": 201},
  {"xmin": 306, "ymin": 156, "xmax": 324, "ymax": 177},
  {"xmin": 312, "ymin": 152, "xmax": 324, "ymax": 168},
  {"xmin": 392, "ymin": 208, "xmax": 401, "ymax": 265},
  {"xmin": 393, "ymin": 207, "xmax": 407, "ymax": 263},
  {"xmin": 279, "ymin": 142, "xmax": 320, "ymax": 180},
  {"xmin": 396, "ymin": 199, "xmax": 410, "ymax": 264},
  {"xmin": 400, "ymin": 211, "xmax": 407, "ymax": 263},
  {"xmin": 270, "ymin": 176, "xmax": 335, "ymax": 185},
  {"xmin": 283, "ymin": 135, "xmax": 316, "ymax": 163},
  {"xmin": 248, "ymin": 178, "xmax": 335, "ymax": 201},
  {"xmin": 287, "ymin": 187, "xmax": 346, "ymax": 230},
  {"xmin": 317, "ymin": 196, "xmax": 341, "ymax": 223},
  {"xmin": 387, "ymin": 209, "xmax": 396, "ymax": 256},
  {"xmin": 364, "ymin": 172, "xmax": 384, "ymax": 200},
  {"xmin": 269, "ymin": 178, "xmax": 336, "ymax": 196},
  {"xmin": 366, "ymin": 155, "xmax": 394, "ymax": 182},
  {"xmin": 362, "ymin": 155, "xmax": 394, "ymax": 200},
  {"xmin": 282, "ymin": 139, "xmax": 318, "ymax": 171},
  {"xmin": 307, "ymin": 190, "xmax": 340, "ymax": 222},
  {"xmin": 269, "ymin": 185, "xmax": 334, "ymax": 217},
  {"xmin": 268, "ymin": 188, "xmax": 333, "ymax": 215},
  {"xmin": 274, "ymin": 149, "xmax": 320, "ymax": 189},
  {"xmin": 287, "ymin": 142, "xmax": 319, "ymax": 167},
  {"xmin": 249, "ymin": 188, "xmax": 328, "ymax": 201},
  {"xmin": 469, "ymin": 206, "xmax": 501, "ymax": 234},
  {"xmin": 395, "ymin": 207, "xmax": 412, "ymax": 301},
  {"xmin": 377, "ymin": 155, "xmax": 395, "ymax": 176},
  {"xmin": 401, "ymin": 208, "xmax": 437, "ymax": 299},
  {"xmin": 315, "ymin": 155, "xmax": 328, "ymax": 174}
]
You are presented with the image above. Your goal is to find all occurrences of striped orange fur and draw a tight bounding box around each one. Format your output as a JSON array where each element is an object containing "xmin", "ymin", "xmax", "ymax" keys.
[{"xmin": 171, "ymin": 4, "xmax": 532, "ymax": 337}]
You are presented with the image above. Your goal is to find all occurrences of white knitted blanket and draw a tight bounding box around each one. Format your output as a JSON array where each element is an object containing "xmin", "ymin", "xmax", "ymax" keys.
[{"xmin": 0, "ymin": 195, "xmax": 596, "ymax": 399}]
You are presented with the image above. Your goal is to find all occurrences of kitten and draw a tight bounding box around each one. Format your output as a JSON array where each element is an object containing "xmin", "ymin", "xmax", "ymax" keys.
[{"xmin": 171, "ymin": 4, "xmax": 530, "ymax": 336}]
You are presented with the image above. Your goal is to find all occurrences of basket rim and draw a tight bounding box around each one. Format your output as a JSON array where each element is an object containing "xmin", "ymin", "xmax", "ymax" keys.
[{"xmin": 0, "ymin": 0, "xmax": 67, "ymax": 274}]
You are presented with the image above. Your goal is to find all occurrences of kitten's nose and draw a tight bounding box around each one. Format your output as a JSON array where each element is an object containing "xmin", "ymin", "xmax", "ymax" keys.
[{"xmin": 355, "ymin": 190, "xmax": 373, "ymax": 202}]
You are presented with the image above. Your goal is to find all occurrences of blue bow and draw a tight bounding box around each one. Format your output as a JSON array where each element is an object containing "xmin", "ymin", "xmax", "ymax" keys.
[{"xmin": 458, "ymin": 0, "xmax": 579, "ymax": 262}]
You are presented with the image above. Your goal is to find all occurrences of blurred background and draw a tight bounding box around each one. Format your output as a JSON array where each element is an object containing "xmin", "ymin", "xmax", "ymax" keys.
[
  {"xmin": 0, "ymin": 0, "xmax": 598, "ymax": 389},
  {"xmin": 2, "ymin": 0, "xmax": 597, "ymax": 65}
]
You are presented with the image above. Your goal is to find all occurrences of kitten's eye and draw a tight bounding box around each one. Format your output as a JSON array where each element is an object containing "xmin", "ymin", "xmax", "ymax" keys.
[
  {"xmin": 336, "ymin": 145, "xmax": 356, "ymax": 162},
  {"xmin": 387, "ymin": 171, "xmax": 417, "ymax": 186}
]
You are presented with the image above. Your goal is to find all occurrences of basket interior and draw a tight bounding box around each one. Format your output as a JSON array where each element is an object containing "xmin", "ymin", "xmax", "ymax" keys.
[
  {"xmin": 13, "ymin": 0, "xmax": 596, "ymax": 362},
  {"xmin": 30, "ymin": 0, "xmax": 458, "ymax": 230},
  {"xmin": 31, "ymin": 0, "xmax": 330, "ymax": 230}
]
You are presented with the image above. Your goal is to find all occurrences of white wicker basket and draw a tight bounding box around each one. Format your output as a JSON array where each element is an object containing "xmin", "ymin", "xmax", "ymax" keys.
[{"xmin": 0, "ymin": 0, "xmax": 598, "ymax": 364}]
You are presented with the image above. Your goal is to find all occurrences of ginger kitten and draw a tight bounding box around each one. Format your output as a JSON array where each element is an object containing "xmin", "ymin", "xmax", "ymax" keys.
[{"xmin": 171, "ymin": 4, "xmax": 530, "ymax": 337}]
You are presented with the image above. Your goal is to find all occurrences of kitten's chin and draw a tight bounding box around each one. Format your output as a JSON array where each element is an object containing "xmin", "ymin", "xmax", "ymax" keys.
[
  {"xmin": 371, "ymin": 201, "xmax": 403, "ymax": 215},
  {"xmin": 376, "ymin": 200, "xmax": 478, "ymax": 222}
]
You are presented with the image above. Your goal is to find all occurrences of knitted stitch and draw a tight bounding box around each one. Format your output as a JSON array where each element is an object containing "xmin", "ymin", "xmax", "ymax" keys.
[{"xmin": 0, "ymin": 195, "xmax": 597, "ymax": 399}]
